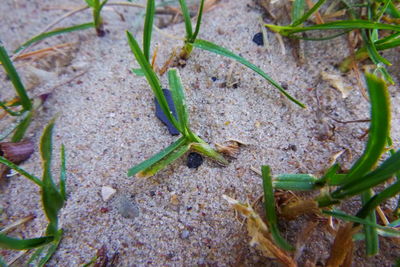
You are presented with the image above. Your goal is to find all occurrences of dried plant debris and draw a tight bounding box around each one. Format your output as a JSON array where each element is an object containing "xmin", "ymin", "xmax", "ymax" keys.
[
  {"xmin": 0, "ymin": 140, "xmax": 34, "ymax": 179},
  {"xmin": 321, "ymin": 71, "xmax": 352, "ymax": 98},
  {"xmin": 0, "ymin": 141, "xmax": 34, "ymax": 164},
  {"xmin": 83, "ymin": 245, "xmax": 119, "ymax": 267},
  {"xmin": 215, "ymin": 140, "xmax": 243, "ymax": 158},
  {"xmin": 280, "ymin": 199, "xmax": 320, "ymax": 220},
  {"xmin": 325, "ymin": 223, "xmax": 360, "ymax": 267},
  {"xmin": 223, "ymin": 195, "xmax": 297, "ymax": 267}
]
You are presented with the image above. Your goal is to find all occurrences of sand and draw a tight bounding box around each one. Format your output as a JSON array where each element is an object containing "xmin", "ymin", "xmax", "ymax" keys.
[{"xmin": 1, "ymin": 0, "xmax": 400, "ymax": 266}]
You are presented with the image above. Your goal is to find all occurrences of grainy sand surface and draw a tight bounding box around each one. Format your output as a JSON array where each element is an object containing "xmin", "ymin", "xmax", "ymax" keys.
[{"xmin": 1, "ymin": 0, "xmax": 400, "ymax": 266}]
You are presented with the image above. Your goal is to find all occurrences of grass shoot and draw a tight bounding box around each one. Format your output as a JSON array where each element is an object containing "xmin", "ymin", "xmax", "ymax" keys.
[
  {"xmin": 126, "ymin": 31, "xmax": 227, "ymax": 178},
  {"xmin": 256, "ymin": 73, "xmax": 399, "ymax": 259},
  {"xmin": 265, "ymin": 0, "xmax": 400, "ymax": 84},
  {"xmin": 0, "ymin": 119, "xmax": 67, "ymax": 266}
]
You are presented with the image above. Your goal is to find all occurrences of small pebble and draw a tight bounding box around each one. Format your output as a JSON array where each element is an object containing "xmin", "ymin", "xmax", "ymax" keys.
[
  {"xmin": 180, "ymin": 230, "xmax": 190, "ymax": 239},
  {"xmin": 187, "ymin": 152, "xmax": 203, "ymax": 169},
  {"xmin": 211, "ymin": 76, "xmax": 217, "ymax": 82},
  {"xmin": 101, "ymin": 186, "xmax": 116, "ymax": 202},
  {"xmin": 170, "ymin": 193, "xmax": 180, "ymax": 205},
  {"xmin": 117, "ymin": 195, "xmax": 139, "ymax": 219},
  {"xmin": 252, "ymin": 32, "xmax": 264, "ymax": 46}
]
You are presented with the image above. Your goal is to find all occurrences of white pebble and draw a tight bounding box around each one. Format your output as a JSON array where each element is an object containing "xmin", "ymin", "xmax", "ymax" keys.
[{"xmin": 101, "ymin": 186, "xmax": 116, "ymax": 202}]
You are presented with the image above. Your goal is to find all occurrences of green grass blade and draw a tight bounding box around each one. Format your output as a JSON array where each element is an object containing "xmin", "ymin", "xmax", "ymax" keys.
[
  {"xmin": 178, "ymin": 0, "xmax": 193, "ymax": 39},
  {"xmin": 167, "ymin": 69, "xmax": 189, "ymax": 132},
  {"xmin": 0, "ymin": 101, "xmax": 24, "ymax": 116},
  {"xmin": 190, "ymin": 142, "xmax": 228, "ymax": 165},
  {"xmin": 0, "ymin": 234, "xmax": 53, "ymax": 250},
  {"xmin": 267, "ymin": 20, "xmax": 400, "ymax": 36},
  {"xmin": 317, "ymin": 163, "xmax": 340, "ymax": 186},
  {"xmin": 344, "ymin": 73, "xmax": 390, "ymax": 183},
  {"xmin": 28, "ymin": 246, "xmax": 46, "ymax": 265},
  {"xmin": 128, "ymin": 136, "xmax": 186, "ymax": 176},
  {"xmin": 387, "ymin": 2, "xmax": 400, "ymax": 18},
  {"xmin": 131, "ymin": 68, "xmax": 145, "ymax": 76},
  {"xmin": 291, "ymin": 0, "xmax": 326, "ymax": 27},
  {"xmin": 272, "ymin": 173, "xmax": 317, "ymax": 190},
  {"xmin": 323, "ymin": 210, "xmax": 400, "ymax": 237},
  {"xmin": 363, "ymin": 33, "xmax": 394, "ymax": 83},
  {"xmin": 126, "ymin": 31, "xmax": 182, "ymax": 132},
  {"xmin": 59, "ymin": 144, "xmax": 67, "ymax": 201},
  {"xmin": 374, "ymin": 0, "xmax": 391, "ymax": 21},
  {"xmin": 357, "ymin": 180, "xmax": 400, "ymax": 219},
  {"xmin": 291, "ymin": 0, "xmax": 305, "ymax": 23},
  {"xmin": 137, "ymin": 143, "xmax": 190, "ymax": 178},
  {"xmin": 332, "ymin": 149, "xmax": 400, "ymax": 199},
  {"xmin": 0, "ymin": 42, "xmax": 31, "ymax": 110},
  {"xmin": 361, "ymin": 190, "xmax": 379, "ymax": 256},
  {"xmin": 14, "ymin": 23, "xmax": 94, "ymax": 54},
  {"xmin": 0, "ymin": 156, "xmax": 42, "ymax": 186},
  {"xmin": 191, "ymin": 0, "xmax": 205, "ymax": 42},
  {"xmin": 192, "ymin": 39, "xmax": 306, "ymax": 108},
  {"xmin": 143, "ymin": 0, "xmax": 155, "ymax": 61},
  {"xmin": 27, "ymin": 229, "xmax": 62, "ymax": 267},
  {"xmin": 11, "ymin": 110, "xmax": 33, "ymax": 142},
  {"xmin": 262, "ymin": 166, "xmax": 294, "ymax": 251},
  {"xmin": 85, "ymin": 0, "xmax": 95, "ymax": 7},
  {"xmin": 40, "ymin": 119, "xmax": 64, "ymax": 235},
  {"xmin": 376, "ymin": 37, "xmax": 400, "ymax": 51},
  {"xmin": 37, "ymin": 230, "xmax": 63, "ymax": 267}
]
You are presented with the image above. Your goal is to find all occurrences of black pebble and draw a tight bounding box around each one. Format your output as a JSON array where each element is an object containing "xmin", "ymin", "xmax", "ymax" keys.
[
  {"xmin": 252, "ymin": 32, "xmax": 264, "ymax": 46},
  {"xmin": 187, "ymin": 152, "xmax": 204, "ymax": 169},
  {"xmin": 211, "ymin": 76, "xmax": 218, "ymax": 82},
  {"xmin": 154, "ymin": 89, "xmax": 180, "ymax": 136}
]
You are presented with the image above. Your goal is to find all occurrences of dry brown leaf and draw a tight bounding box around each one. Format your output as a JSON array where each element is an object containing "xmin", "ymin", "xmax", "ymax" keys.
[
  {"xmin": 281, "ymin": 199, "xmax": 319, "ymax": 220},
  {"xmin": 325, "ymin": 223, "xmax": 360, "ymax": 267},
  {"xmin": 215, "ymin": 141, "xmax": 240, "ymax": 157},
  {"xmin": 321, "ymin": 71, "xmax": 352, "ymax": 98},
  {"xmin": 203, "ymin": 0, "xmax": 220, "ymax": 13},
  {"xmin": 223, "ymin": 195, "xmax": 297, "ymax": 267}
]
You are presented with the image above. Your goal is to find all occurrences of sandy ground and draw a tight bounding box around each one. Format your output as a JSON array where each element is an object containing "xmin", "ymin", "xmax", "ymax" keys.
[{"xmin": 1, "ymin": 0, "xmax": 400, "ymax": 266}]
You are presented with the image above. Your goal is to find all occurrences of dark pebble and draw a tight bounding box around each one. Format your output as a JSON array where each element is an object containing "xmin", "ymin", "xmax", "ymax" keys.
[
  {"xmin": 211, "ymin": 76, "xmax": 218, "ymax": 82},
  {"xmin": 252, "ymin": 32, "xmax": 264, "ymax": 46},
  {"xmin": 187, "ymin": 152, "xmax": 203, "ymax": 169},
  {"xmin": 155, "ymin": 89, "xmax": 180, "ymax": 135}
]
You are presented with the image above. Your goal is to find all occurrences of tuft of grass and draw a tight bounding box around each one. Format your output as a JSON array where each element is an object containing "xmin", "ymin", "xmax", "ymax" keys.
[
  {"xmin": 175, "ymin": 0, "xmax": 305, "ymax": 108},
  {"xmin": 265, "ymin": 0, "xmax": 400, "ymax": 84},
  {"xmin": 85, "ymin": 0, "xmax": 108, "ymax": 36},
  {"xmin": 0, "ymin": 41, "xmax": 31, "ymax": 111},
  {"xmin": 126, "ymin": 31, "xmax": 227, "ymax": 178},
  {"xmin": 0, "ymin": 119, "xmax": 67, "ymax": 266},
  {"xmin": 256, "ymin": 73, "xmax": 399, "ymax": 258}
]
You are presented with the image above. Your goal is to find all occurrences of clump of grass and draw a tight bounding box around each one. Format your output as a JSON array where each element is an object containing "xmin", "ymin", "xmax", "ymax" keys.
[
  {"xmin": 85, "ymin": 0, "xmax": 109, "ymax": 36},
  {"xmin": 265, "ymin": 0, "xmax": 400, "ymax": 84},
  {"xmin": 255, "ymin": 73, "xmax": 400, "ymax": 262},
  {"xmin": 126, "ymin": 31, "xmax": 227, "ymax": 178},
  {"xmin": 173, "ymin": 0, "xmax": 306, "ymax": 108},
  {"xmin": 0, "ymin": 41, "xmax": 32, "ymax": 112},
  {"xmin": 0, "ymin": 119, "xmax": 67, "ymax": 266},
  {"xmin": 0, "ymin": 41, "xmax": 49, "ymax": 144},
  {"xmin": 224, "ymin": 73, "xmax": 399, "ymax": 265}
]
